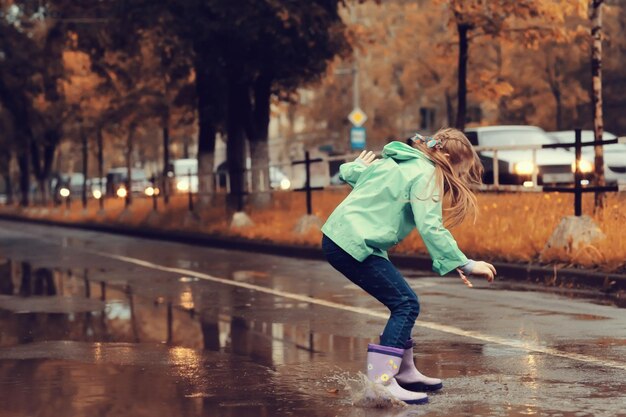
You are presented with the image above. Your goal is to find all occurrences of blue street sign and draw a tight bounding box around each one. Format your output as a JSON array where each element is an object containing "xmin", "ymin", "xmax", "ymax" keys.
[{"xmin": 350, "ymin": 126, "xmax": 366, "ymax": 150}]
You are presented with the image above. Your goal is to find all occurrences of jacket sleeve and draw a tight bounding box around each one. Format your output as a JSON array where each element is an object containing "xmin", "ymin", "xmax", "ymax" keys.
[
  {"xmin": 339, "ymin": 159, "xmax": 368, "ymax": 188},
  {"xmin": 409, "ymin": 175, "xmax": 468, "ymax": 276}
]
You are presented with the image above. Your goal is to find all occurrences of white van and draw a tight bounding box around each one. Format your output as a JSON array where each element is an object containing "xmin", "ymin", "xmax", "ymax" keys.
[{"xmin": 169, "ymin": 158, "xmax": 199, "ymax": 193}]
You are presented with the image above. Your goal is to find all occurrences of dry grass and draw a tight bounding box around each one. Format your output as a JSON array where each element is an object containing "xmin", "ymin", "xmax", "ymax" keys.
[{"xmin": 4, "ymin": 190, "xmax": 625, "ymax": 273}]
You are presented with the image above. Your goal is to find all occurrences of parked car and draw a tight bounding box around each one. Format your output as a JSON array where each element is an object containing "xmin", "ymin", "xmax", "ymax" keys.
[
  {"xmin": 167, "ymin": 158, "xmax": 199, "ymax": 194},
  {"xmin": 89, "ymin": 177, "xmax": 107, "ymax": 199},
  {"xmin": 464, "ymin": 125, "xmax": 594, "ymax": 186},
  {"xmin": 53, "ymin": 172, "xmax": 85, "ymax": 200},
  {"xmin": 106, "ymin": 167, "xmax": 151, "ymax": 198},
  {"xmin": 215, "ymin": 161, "xmax": 291, "ymax": 191},
  {"xmin": 548, "ymin": 130, "xmax": 626, "ymax": 185}
]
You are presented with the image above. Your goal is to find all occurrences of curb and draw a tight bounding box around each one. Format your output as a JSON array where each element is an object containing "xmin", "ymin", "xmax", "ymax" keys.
[{"xmin": 0, "ymin": 213, "xmax": 624, "ymax": 292}]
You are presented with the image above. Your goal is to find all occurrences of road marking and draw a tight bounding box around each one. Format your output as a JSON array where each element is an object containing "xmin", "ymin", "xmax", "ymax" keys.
[
  {"xmin": 88, "ymin": 249, "xmax": 626, "ymax": 371},
  {"xmin": 0, "ymin": 222, "xmax": 621, "ymax": 371}
]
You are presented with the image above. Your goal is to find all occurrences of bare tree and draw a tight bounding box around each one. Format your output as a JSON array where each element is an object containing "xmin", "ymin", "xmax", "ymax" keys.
[{"xmin": 590, "ymin": 0, "xmax": 606, "ymax": 210}]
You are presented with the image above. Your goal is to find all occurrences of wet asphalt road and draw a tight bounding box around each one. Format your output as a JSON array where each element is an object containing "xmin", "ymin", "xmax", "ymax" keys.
[{"xmin": 0, "ymin": 220, "xmax": 624, "ymax": 417}]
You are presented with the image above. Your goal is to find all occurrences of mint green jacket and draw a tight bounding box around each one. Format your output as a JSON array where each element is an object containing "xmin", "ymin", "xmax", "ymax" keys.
[{"xmin": 321, "ymin": 141, "xmax": 468, "ymax": 275}]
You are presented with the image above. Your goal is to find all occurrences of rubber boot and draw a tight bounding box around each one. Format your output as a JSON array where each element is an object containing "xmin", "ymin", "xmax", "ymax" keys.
[
  {"xmin": 366, "ymin": 343, "xmax": 428, "ymax": 405},
  {"xmin": 395, "ymin": 339, "xmax": 443, "ymax": 392}
]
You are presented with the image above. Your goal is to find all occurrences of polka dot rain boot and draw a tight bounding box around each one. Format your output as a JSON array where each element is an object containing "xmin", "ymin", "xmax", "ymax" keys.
[
  {"xmin": 395, "ymin": 339, "xmax": 443, "ymax": 392},
  {"xmin": 366, "ymin": 343, "xmax": 428, "ymax": 405}
]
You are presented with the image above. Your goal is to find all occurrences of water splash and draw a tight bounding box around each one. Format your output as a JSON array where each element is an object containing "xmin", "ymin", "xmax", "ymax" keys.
[{"xmin": 326, "ymin": 371, "xmax": 408, "ymax": 409}]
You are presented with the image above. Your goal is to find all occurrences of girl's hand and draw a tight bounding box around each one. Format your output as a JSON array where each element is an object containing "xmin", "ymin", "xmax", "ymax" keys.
[
  {"xmin": 456, "ymin": 261, "xmax": 497, "ymax": 288},
  {"xmin": 356, "ymin": 150, "xmax": 377, "ymax": 166}
]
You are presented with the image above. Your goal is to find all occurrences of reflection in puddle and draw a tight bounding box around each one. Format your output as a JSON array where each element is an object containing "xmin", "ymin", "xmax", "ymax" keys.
[
  {"xmin": 105, "ymin": 300, "xmax": 131, "ymax": 321},
  {"xmin": 1, "ymin": 256, "xmax": 624, "ymax": 417},
  {"xmin": 0, "ymin": 258, "xmax": 365, "ymax": 416},
  {"xmin": 0, "ymin": 257, "xmax": 379, "ymax": 416}
]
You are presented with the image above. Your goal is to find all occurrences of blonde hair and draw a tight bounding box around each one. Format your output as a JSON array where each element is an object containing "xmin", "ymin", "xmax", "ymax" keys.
[{"xmin": 409, "ymin": 127, "xmax": 483, "ymax": 227}]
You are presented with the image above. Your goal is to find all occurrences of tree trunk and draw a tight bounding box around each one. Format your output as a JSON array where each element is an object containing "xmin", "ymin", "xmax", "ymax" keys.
[
  {"xmin": 3, "ymin": 167, "xmax": 14, "ymax": 205},
  {"xmin": 0, "ymin": 77, "xmax": 32, "ymax": 206},
  {"xmin": 195, "ymin": 61, "xmax": 218, "ymax": 206},
  {"xmin": 97, "ymin": 127, "xmax": 104, "ymax": 210},
  {"xmin": 125, "ymin": 124, "xmax": 136, "ymax": 207},
  {"xmin": 455, "ymin": 22, "xmax": 470, "ymax": 131},
  {"xmin": 445, "ymin": 89, "xmax": 454, "ymax": 127},
  {"xmin": 552, "ymin": 87, "xmax": 563, "ymax": 131},
  {"xmin": 31, "ymin": 130, "xmax": 58, "ymax": 205},
  {"xmin": 81, "ymin": 125, "xmax": 88, "ymax": 209},
  {"xmin": 0, "ymin": 149, "xmax": 14, "ymax": 205},
  {"xmin": 590, "ymin": 0, "xmax": 605, "ymax": 210},
  {"xmin": 162, "ymin": 119, "xmax": 170, "ymax": 204},
  {"xmin": 248, "ymin": 75, "xmax": 272, "ymax": 208},
  {"xmin": 249, "ymin": 140, "xmax": 271, "ymax": 206},
  {"xmin": 30, "ymin": 142, "xmax": 43, "ymax": 205},
  {"xmin": 17, "ymin": 147, "xmax": 30, "ymax": 207},
  {"xmin": 226, "ymin": 77, "xmax": 249, "ymax": 212}
]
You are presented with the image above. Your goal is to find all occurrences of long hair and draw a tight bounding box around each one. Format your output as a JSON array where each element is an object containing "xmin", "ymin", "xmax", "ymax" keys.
[{"xmin": 407, "ymin": 128, "xmax": 483, "ymax": 227}]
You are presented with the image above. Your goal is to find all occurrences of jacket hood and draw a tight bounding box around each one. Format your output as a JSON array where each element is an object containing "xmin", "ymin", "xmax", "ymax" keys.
[{"xmin": 382, "ymin": 141, "xmax": 434, "ymax": 164}]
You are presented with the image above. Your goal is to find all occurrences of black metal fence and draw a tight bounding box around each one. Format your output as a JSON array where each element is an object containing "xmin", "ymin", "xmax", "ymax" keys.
[
  {"xmin": 542, "ymin": 128, "xmax": 620, "ymax": 216},
  {"xmin": 1, "ymin": 130, "xmax": 624, "ymax": 220}
]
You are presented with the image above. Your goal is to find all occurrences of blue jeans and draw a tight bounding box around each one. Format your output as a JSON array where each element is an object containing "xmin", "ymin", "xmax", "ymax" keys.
[{"xmin": 321, "ymin": 234, "xmax": 420, "ymax": 349}]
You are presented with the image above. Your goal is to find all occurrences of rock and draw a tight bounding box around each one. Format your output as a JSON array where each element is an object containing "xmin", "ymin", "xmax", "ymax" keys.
[
  {"xmin": 118, "ymin": 208, "xmax": 132, "ymax": 222},
  {"xmin": 542, "ymin": 215, "xmax": 605, "ymax": 256},
  {"xmin": 183, "ymin": 211, "xmax": 201, "ymax": 228},
  {"xmin": 230, "ymin": 211, "xmax": 254, "ymax": 229},
  {"xmin": 293, "ymin": 214, "xmax": 323, "ymax": 234},
  {"xmin": 146, "ymin": 210, "xmax": 160, "ymax": 225}
]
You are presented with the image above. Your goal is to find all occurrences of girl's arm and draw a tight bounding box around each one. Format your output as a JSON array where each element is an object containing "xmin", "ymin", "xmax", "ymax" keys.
[
  {"xmin": 339, "ymin": 150, "xmax": 377, "ymax": 187},
  {"xmin": 409, "ymin": 176, "xmax": 468, "ymax": 276}
]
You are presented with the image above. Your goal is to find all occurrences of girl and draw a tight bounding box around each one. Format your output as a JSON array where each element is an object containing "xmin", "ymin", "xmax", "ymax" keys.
[{"xmin": 321, "ymin": 128, "xmax": 496, "ymax": 405}]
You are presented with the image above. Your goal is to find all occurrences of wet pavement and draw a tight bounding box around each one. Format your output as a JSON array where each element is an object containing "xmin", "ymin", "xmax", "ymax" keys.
[{"xmin": 0, "ymin": 220, "xmax": 624, "ymax": 417}]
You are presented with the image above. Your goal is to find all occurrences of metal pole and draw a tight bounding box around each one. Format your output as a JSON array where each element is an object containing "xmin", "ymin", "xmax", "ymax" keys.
[
  {"xmin": 125, "ymin": 178, "xmax": 131, "ymax": 208},
  {"xmin": 187, "ymin": 169, "xmax": 193, "ymax": 212},
  {"xmin": 238, "ymin": 169, "xmax": 245, "ymax": 212},
  {"xmin": 97, "ymin": 128, "xmax": 104, "ymax": 211},
  {"xmin": 305, "ymin": 151, "xmax": 312, "ymax": 215},
  {"xmin": 531, "ymin": 148, "xmax": 538, "ymax": 186},
  {"xmin": 350, "ymin": 6, "xmax": 360, "ymax": 110},
  {"xmin": 350, "ymin": 3, "xmax": 360, "ymax": 153},
  {"xmin": 574, "ymin": 128, "xmax": 582, "ymax": 216},
  {"xmin": 151, "ymin": 175, "xmax": 158, "ymax": 212},
  {"xmin": 162, "ymin": 125, "xmax": 170, "ymax": 205},
  {"xmin": 166, "ymin": 301, "xmax": 173, "ymax": 345},
  {"xmin": 493, "ymin": 150, "xmax": 500, "ymax": 187},
  {"xmin": 82, "ymin": 125, "xmax": 88, "ymax": 209}
]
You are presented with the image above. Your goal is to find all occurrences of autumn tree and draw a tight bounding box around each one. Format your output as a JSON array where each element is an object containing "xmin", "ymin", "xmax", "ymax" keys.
[
  {"xmin": 439, "ymin": 0, "xmax": 588, "ymax": 130},
  {"xmin": 0, "ymin": 6, "xmax": 40, "ymax": 206},
  {"xmin": 589, "ymin": 0, "xmax": 605, "ymax": 210}
]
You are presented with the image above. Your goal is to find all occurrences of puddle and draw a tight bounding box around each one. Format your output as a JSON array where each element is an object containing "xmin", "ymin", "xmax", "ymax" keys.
[
  {"xmin": 0, "ymin": 254, "xmax": 624, "ymax": 417},
  {"xmin": 484, "ymin": 281, "xmax": 626, "ymax": 309}
]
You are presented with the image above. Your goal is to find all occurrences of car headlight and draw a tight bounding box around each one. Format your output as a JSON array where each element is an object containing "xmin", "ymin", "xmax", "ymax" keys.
[
  {"xmin": 59, "ymin": 187, "xmax": 70, "ymax": 198},
  {"xmin": 572, "ymin": 159, "xmax": 593, "ymax": 173},
  {"xmin": 176, "ymin": 180, "xmax": 189, "ymax": 192},
  {"xmin": 144, "ymin": 186, "xmax": 155, "ymax": 197},
  {"xmin": 513, "ymin": 161, "xmax": 535, "ymax": 176},
  {"xmin": 279, "ymin": 178, "xmax": 291, "ymax": 190},
  {"xmin": 116, "ymin": 186, "xmax": 127, "ymax": 198},
  {"xmin": 92, "ymin": 189, "xmax": 102, "ymax": 199}
]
